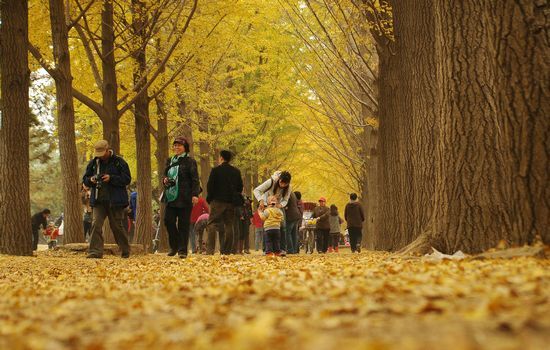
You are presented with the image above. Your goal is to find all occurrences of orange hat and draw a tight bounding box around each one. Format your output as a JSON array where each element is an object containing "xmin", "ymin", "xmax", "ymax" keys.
[{"xmin": 318, "ymin": 197, "xmax": 326, "ymax": 202}]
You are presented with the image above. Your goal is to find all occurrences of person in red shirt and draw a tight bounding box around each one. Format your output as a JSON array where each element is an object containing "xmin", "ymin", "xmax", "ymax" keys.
[{"xmin": 189, "ymin": 195, "xmax": 209, "ymax": 253}]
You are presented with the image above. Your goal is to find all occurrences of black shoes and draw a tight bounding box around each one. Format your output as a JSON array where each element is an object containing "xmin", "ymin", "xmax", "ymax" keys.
[
  {"xmin": 86, "ymin": 254, "xmax": 102, "ymax": 259},
  {"xmin": 179, "ymin": 254, "xmax": 187, "ymax": 259},
  {"xmin": 167, "ymin": 250, "xmax": 177, "ymax": 256},
  {"xmin": 121, "ymin": 252, "xmax": 130, "ymax": 259}
]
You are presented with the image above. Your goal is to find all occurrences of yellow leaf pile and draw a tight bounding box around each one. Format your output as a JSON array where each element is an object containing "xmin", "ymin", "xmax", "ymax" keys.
[{"xmin": 0, "ymin": 251, "xmax": 548, "ymax": 349}]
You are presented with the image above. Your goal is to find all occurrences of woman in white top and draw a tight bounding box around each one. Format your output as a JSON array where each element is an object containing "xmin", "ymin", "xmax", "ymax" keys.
[
  {"xmin": 253, "ymin": 171, "xmax": 292, "ymax": 254},
  {"xmin": 253, "ymin": 171, "xmax": 292, "ymax": 210}
]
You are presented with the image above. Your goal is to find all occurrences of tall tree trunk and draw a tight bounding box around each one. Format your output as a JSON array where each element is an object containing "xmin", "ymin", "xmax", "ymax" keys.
[
  {"xmin": 0, "ymin": 0, "xmax": 32, "ymax": 255},
  {"xmin": 373, "ymin": 40, "xmax": 404, "ymax": 251},
  {"xmin": 198, "ymin": 110, "xmax": 212, "ymax": 196},
  {"xmin": 392, "ymin": 0, "xmax": 437, "ymax": 245},
  {"xmin": 49, "ymin": 0, "xmax": 84, "ymax": 243},
  {"xmin": 403, "ymin": 1, "xmax": 549, "ymax": 254},
  {"xmin": 155, "ymin": 95, "xmax": 170, "ymax": 252},
  {"xmin": 495, "ymin": 1, "xmax": 549, "ymax": 245},
  {"xmin": 101, "ymin": 0, "xmax": 120, "ymax": 153},
  {"xmin": 131, "ymin": 0, "xmax": 153, "ymax": 252}
]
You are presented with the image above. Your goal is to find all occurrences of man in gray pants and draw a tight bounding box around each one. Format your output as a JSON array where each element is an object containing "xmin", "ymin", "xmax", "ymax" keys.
[{"xmin": 82, "ymin": 140, "xmax": 132, "ymax": 258}]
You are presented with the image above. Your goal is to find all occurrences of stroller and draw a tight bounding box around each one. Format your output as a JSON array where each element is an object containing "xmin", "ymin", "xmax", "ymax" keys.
[{"xmin": 43, "ymin": 223, "xmax": 60, "ymax": 249}]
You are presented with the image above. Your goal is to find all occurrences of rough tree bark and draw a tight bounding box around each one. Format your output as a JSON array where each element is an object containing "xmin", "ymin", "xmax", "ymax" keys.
[
  {"xmin": 131, "ymin": 0, "xmax": 153, "ymax": 252},
  {"xmin": 373, "ymin": 37, "xmax": 404, "ymax": 251},
  {"xmin": 402, "ymin": 1, "xmax": 549, "ymax": 254},
  {"xmin": 49, "ymin": 0, "xmax": 84, "ymax": 243},
  {"xmin": 392, "ymin": 0, "xmax": 437, "ymax": 245},
  {"xmin": 0, "ymin": 0, "xmax": 33, "ymax": 255}
]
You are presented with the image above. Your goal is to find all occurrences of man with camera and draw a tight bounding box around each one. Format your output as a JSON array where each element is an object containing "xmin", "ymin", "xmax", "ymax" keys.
[{"xmin": 82, "ymin": 140, "xmax": 132, "ymax": 259}]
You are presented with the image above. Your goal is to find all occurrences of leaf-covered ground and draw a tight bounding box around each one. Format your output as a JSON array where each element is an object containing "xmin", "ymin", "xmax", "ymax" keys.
[{"xmin": 1, "ymin": 250, "xmax": 548, "ymax": 350}]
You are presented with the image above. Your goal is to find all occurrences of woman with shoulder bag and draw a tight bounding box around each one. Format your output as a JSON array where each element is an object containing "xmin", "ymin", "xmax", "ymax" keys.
[{"xmin": 163, "ymin": 136, "xmax": 201, "ymax": 258}]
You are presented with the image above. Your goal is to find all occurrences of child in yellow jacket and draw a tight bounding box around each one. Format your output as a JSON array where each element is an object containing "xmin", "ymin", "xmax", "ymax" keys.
[{"xmin": 258, "ymin": 195, "xmax": 284, "ymax": 256}]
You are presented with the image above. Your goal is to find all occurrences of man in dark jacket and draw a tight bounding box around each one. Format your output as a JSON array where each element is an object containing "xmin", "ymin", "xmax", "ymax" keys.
[
  {"xmin": 344, "ymin": 193, "xmax": 365, "ymax": 253},
  {"xmin": 82, "ymin": 140, "xmax": 132, "ymax": 258},
  {"xmin": 205, "ymin": 150, "xmax": 243, "ymax": 255},
  {"xmin": 31, "ymin": 208, "xmax": 51, "ymax": 250}
]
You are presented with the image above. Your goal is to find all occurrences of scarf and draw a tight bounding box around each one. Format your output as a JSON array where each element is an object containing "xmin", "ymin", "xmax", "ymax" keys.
[{"xmin": 165, "ymin": 153, "xmax": 187, "ymax": 202}]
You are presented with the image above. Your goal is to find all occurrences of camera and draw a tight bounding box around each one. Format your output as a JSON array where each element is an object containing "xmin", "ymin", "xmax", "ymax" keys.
[
  {"xmin": 164, "ymin": 178, "xmax": 176, "ymax": 189},
  {"xmin": 93, "ymin": 174, "xmax": 106, "ymax": 189}
]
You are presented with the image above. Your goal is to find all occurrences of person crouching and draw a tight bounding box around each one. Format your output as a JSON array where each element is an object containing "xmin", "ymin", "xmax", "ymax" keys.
[{"xmin": 258, "ymin": 196, "xmax": 284, "ymax": 256}]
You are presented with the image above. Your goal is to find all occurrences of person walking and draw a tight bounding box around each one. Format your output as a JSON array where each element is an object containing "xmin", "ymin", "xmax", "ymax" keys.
[
  {"xmin": 162, "ymin": 137, "xmax": 201, "ymax": 258},
  {"xmin": 205, "ymin": 150, "xmax": 244, "ymax": 255},
  {"xmin": 312, "ymin": 197, "xmax": 330, "ymax": 253},
  {"xmin": 253, "ymin": 171, "xmax": 292, "ymax": 255},
  {"xmin": 344, "ymin": 193, "xmax": 365, "ymax": 253},
  {"xmin": 236, "ymin": 195, "xmax": 253, "ymax": 254},
  {"xmin": 82, "ymin": 140, "xmax": 132, "ymax": 259},
  {"xmin": 31, "ymin": 209, "xmax": 51, "ymax": 251},
  {"xmin": 190, "ymin": 195, "xmax": 209, "ymax": 253},
  {"xmin": 284, "ymin": 191, "xmax": 302, "ymax": 254},
  {"xmin": 328, "ymin": 204, "xmax": 344, "ymax": 253}
]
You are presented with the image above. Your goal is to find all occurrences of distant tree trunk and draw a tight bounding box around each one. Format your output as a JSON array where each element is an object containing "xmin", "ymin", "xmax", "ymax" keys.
[
  {"xmin": 0, "ymin": 0, "xmax": 32, "ymax": 255},
  {"xmin": 131, "ymin": 0, "xmax": 153, "ymax": 252},
  {"xmin": 198, "ymin": 110, "xmax": 212, "ymax": 196},
  {"xmin": 101, "ymin": 0, "xmax": 120, "ymax": 153},
  {"xmin": 403, "ymin": 1, "xmax": 549, "ymax": 254},
  {"xmin": 49, "ymin": 0, "xmax": 84, "ymax": 243},
  {"xmin": 361, "ymin": 124, "xmax": 378, "ymax": 249},
  {"xmin": 154, "ymin": 95, "xmax": 170, "ymax": 252},
  {"xmin": 177, "ymin": 100, "xmax": 194, "ymax": 157}
]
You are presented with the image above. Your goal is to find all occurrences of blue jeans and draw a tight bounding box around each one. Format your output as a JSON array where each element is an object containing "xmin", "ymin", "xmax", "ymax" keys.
[
  {"xmin": 255, "ymin": 228, "xmax": 264, "ymax": 251},
  {"xmin": 265, "ymin": 228, "xmax": 280, "ymax": 254},
  {"xmin": 285, "ymin": 220, "xmax": 299, "ymax": 254}
]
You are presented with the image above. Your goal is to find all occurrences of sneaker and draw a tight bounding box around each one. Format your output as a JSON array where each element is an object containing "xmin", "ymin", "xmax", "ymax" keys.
[
  {"xmin": 121, "ymin": 252, "xmax": 130, "ymax": 259},
  {"xmin": 280, "ymin": 250, "xmax": 287, "ymax": 257},
  {"xmin": 357, "ymin": 246, "xmax": 361, "ymax": 253},
  {"xmin": 328, "ymin": 247, "xmax": 333, "ymax": 253},
  {"xmin": 86, "ymin": 254, "xmax": 102, "ymax": 259},
  {"xmin": 167, "ymin": 250, "xmax": 177, "ymax": 256},
  {"xmin": 179, "ymin": 254, "xmax": 187, "ymax": 259},
  {"xmin": 274, "ymin": 252, "xmax": 281, "ymax": 257},
  {"xmin": 266, "ymin": 252, "xmax": 275, "ymax": 257}
]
